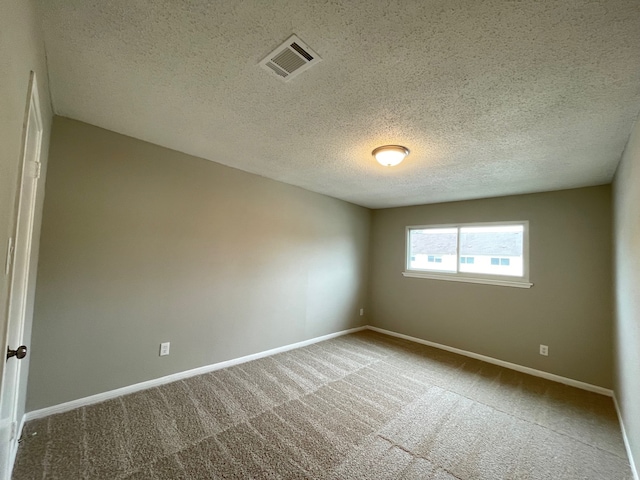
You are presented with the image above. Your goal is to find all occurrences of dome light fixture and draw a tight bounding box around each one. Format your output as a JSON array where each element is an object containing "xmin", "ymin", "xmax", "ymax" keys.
[{"xmin": 372, "ymin": 145, "xmax": 409, "ymax": 167}]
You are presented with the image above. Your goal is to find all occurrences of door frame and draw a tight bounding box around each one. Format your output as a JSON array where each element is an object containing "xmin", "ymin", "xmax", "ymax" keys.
[{"xmin": 0, "ymin": 71, "xmax": 43, "ymax": 480}]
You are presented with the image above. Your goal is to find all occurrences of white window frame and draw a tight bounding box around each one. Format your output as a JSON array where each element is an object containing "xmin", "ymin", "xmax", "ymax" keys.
[{"xmin": 402, "ymin": 221, "xmax": 533, "ymax": 288}]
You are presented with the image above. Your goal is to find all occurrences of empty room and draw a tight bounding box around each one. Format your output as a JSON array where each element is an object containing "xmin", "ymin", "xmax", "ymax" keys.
[{"xmin": 1, "ymin": 1, "xmax": 640, "ymax": 479}]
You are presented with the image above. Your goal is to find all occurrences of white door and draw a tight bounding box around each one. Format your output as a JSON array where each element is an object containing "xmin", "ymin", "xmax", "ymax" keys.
[{"xmin": 0, "ymin": 72, "xmax": 43, "ymax": 480}]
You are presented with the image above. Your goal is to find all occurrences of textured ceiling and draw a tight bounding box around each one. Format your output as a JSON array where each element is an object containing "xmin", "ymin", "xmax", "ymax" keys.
[{"xmin": 38, "ymin": 0, "xmax": 640, "ymax": 208}]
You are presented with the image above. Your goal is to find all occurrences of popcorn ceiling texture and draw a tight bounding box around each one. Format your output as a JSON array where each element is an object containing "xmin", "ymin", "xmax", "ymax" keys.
[{"xmin": 38, "ymin": 0, "xmax": 640, "ymax": 208}]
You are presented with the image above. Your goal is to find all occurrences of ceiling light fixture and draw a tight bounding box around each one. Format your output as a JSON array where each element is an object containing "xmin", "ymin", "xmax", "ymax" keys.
[{"xmin": 372, "ymin": 145, "xmax": 409, "ymax": 167}]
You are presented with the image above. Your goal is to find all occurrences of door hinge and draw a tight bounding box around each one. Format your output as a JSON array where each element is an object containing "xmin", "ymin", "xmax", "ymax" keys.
[
  {"xmin": 10, "ymin": 421, "xmax": 17, "ymax": 441},
  {"xmin": 30, "ymin": 161, "xmax": 41, "ymax": 179},
  {"xmin": 5, "ymin": 237, "xmax": 14, "ymax": 275}
]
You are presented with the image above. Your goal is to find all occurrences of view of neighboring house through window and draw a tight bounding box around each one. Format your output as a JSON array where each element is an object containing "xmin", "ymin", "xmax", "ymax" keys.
[
  {"xmin": 408, "ymin": 228, "xmax": 457, "ymax": 272},
  {"xmin": 406, "ymin": 222, "xmax": 528, "ymax": 285},
  {"xmin": 458, "ymin": 225, "xmax": 523, "ymax": 276},
  {"xmin": 490, "ymin": 257, "xmax": 510, "ymax": 266}
]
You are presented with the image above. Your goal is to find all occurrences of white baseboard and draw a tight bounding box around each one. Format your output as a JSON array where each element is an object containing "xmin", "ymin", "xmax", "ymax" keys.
[
  {"xmin": 366, "ymin": 326, "xmax": 613, "ymax": 397},
  {"xmin": 613, "ymin": 394, "xmax": 639, "ymax": 480},
  {"xmin": 23, "ymin": 323, "xmax": 615, "ymax": 425},
  {"xmin": 20, "ymin": 324, "xmax": 634, "ymax": 477},
  {"xmin": 24, "ymin": 326, "xmax": 367, "ymax": 422}
]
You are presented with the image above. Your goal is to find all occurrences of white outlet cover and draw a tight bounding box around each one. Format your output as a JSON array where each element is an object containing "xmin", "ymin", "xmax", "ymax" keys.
[
  {"xmin": 539, "ymin": 344, "xmax": 548, "ymax": 356},
  {"xmin": 160, "ymin": 342, "xmax": 170, "ymax": 356},
  {"xmin": 359, "ymin": 308, "xmax": 364, "ymax": 316}
]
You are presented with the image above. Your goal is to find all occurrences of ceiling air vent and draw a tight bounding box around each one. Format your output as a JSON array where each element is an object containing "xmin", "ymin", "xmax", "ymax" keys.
[{"xmin": 259, "ymin": 35, "xmax": 321, "ymax": 82}]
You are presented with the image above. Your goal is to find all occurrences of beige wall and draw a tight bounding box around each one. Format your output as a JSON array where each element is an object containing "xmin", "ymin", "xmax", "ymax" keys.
[
  {"xmin": 0, "ymin": 0, "xmax": 52, "ymax": 424},
  {"xmin": 613, "ymin": 117, "xmax": 640, "ymax": 474},
  {"xmin": 370, "ymin": 186, "xmax": 613, "ymax": 388},
  {"xmin": 26, "ymin": 117, "xmax": 370, "ymax": 410}
]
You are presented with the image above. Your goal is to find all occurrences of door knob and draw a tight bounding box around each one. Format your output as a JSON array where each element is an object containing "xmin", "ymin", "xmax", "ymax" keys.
[{"xmin": 6, "ymin": 345, "xmax": 27, "ymax": 360}]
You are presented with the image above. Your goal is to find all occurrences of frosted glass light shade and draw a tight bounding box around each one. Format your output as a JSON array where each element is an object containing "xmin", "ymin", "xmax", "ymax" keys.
[{"xmin": 372, "ymin": 145, "xmax": 409, "ymax": 166}]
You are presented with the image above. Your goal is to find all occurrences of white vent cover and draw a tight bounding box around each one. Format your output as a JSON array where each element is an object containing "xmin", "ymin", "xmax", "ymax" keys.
[{"xmin": 259, "ymin": 35, "xmax": 321, "ymax": 82}]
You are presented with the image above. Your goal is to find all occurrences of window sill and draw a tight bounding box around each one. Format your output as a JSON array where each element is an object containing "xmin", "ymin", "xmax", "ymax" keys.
[{"xmin": 402, "ymin": 271, "xmax": 533, "ymax": 288}]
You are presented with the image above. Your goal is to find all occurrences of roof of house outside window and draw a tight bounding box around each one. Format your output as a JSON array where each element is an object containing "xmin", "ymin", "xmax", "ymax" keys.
[
  {"xmin": 411, "ymin": 232, "xmax": 457, "ymax": 255},
  {"xmin": 411, "ymin": 231, "xmax": 522, "ymax": 256}
]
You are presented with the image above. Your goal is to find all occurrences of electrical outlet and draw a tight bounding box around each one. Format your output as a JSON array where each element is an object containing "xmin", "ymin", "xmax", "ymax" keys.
[
  {"xmin": 359, "ymin": 308, "xmax": 364, "ymax": 316},
  {"xmin": 160, "ymin": 342, "xmax": 170, "ymax": 356},
  {"xmin": 539, "ymin": 344, "xmax": 548, "ymax": 356}
]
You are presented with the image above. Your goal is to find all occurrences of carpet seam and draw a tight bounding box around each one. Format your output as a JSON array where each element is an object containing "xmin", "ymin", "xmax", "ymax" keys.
[
  {"xmin": 374, "ymin": 355, "xmax": 629, "ymax": 460},
  {"xmin": 375, "ymin": 435, "xmax": 465, "ymax": 480}
]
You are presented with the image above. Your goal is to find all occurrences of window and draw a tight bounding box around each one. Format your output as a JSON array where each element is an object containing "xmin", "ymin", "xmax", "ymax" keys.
[
  {"xmin": 404, "ymin": 221, "xmax": 532, "ymax": 288},
  {"xmin": 490, "ymin": 257, "xmax": 511, "ymax": 266}
]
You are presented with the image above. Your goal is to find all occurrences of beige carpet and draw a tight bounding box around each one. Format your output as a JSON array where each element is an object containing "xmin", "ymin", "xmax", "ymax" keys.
[{"xmin": 13, "ymin": 330, "xmax": 632, "ymax": 479}]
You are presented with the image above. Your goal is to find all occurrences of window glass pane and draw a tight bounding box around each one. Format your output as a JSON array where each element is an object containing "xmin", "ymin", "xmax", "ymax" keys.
[
  {"xmin": 459, "ymin": 225, "xmax": 524, "ymax": 277},
  {"xmin": 408, "ymin": 228, "xmax": 457, "ymax": 272}
]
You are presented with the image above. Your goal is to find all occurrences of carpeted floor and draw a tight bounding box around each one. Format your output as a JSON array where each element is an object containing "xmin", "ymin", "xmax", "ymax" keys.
[{"xmin": 13, "ymin": 330, "xmax": 632, "ymax": 479}]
